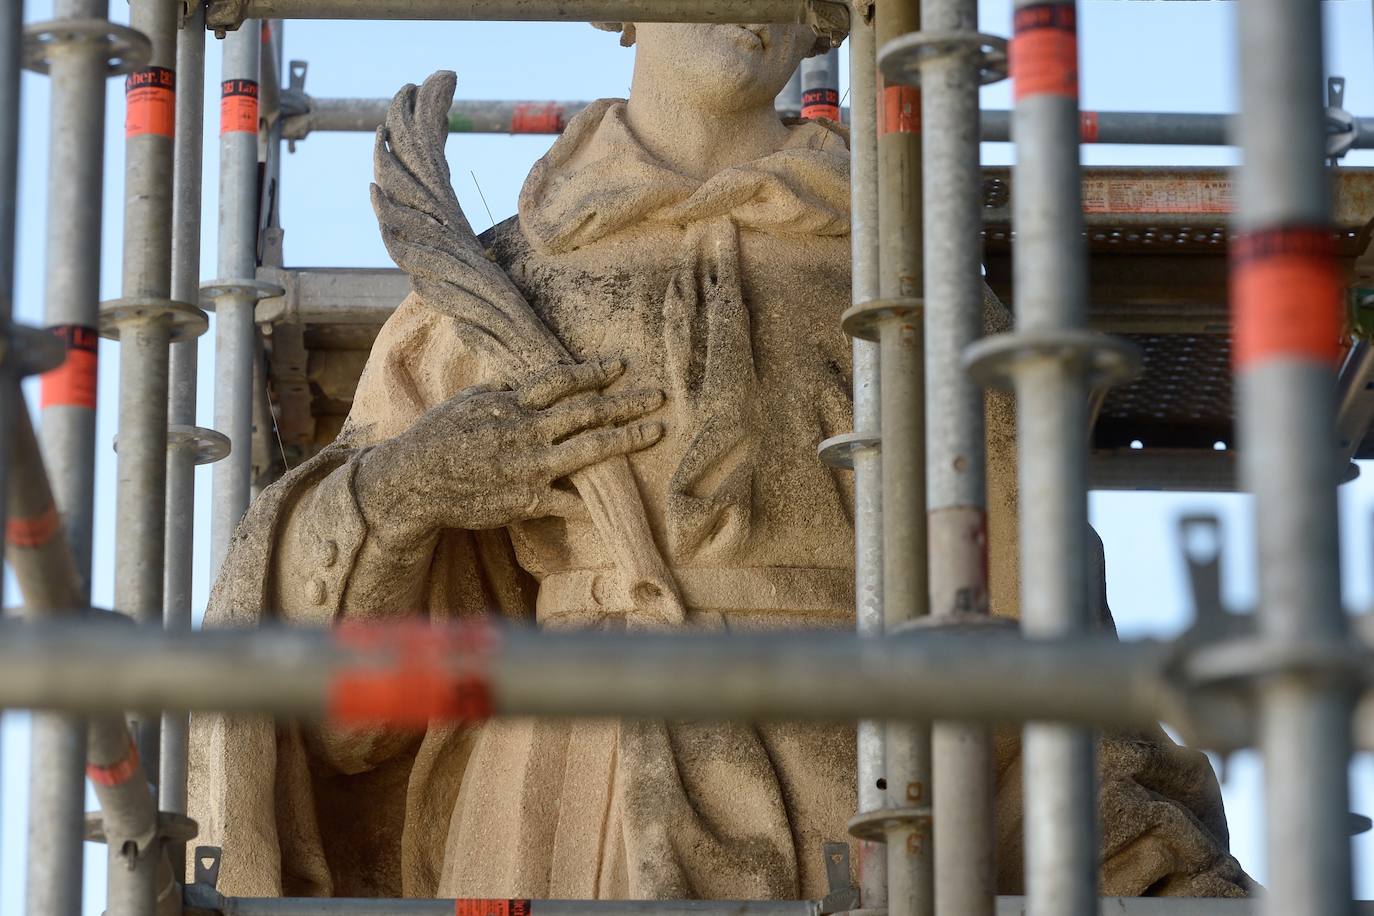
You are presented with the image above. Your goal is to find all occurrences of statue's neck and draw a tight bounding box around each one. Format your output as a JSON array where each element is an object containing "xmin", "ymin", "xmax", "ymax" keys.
[{"xmin": 624, "ymin": 81, "xmax": 792, "ymax": 182}]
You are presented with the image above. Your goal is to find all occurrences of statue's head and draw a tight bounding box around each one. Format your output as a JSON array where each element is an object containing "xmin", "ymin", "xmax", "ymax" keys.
[{"xmin": 597, "ymin": 22, "xmax": 820, "ymax": 112}]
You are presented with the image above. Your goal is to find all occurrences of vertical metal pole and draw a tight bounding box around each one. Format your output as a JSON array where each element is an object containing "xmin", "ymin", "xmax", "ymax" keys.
[
  {"xmin": 800, "ymin": 46, "xmax": 840, "ymax": 121},
  {"xmin": 111, "ymin": 0, "xmax": 184, "ymax": 910},
  {"xmin": 847, "ymin": 2, "xmax": 886, "ymax": 908},
  {"xmin": 776, "ymin": 64, "xmax": 802, "ymax": 116},
  {"xmin": 26, "ymin": 0, "xmax": 120, "ymax": 912},
  {"xmin": 1007, "ymin": 3, "xmax": 1095, "ymax": 914},
  {"xmin": 876, "ymin": 0, "xmax": 931, "ymax": 913},
  {"xmin": 38, "ymin": 0, "xmax": 110, "ymax": 589},
  {"xmin": 0, "ymin": 0, "xmax": 17, "ymax": 896},
  {"xmin": 162, "ymin": 0, "xmax": 207, "ymax": 884},
  {"xmin": 910, "ymin": 0, "xmax": 996, "ymax": 911},
  {"xmin": 209, "ymin": 23, "xmax": 262, "ymax": 574},
  {"xmin": 1234, "ymin": 4, "xmax": 1354, "ymax": 916}
]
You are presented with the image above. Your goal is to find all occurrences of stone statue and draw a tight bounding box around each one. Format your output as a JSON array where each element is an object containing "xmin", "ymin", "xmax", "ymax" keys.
[{"xmin": 190, "ymin": 20, "xmax": 1251, "ymax": 902}]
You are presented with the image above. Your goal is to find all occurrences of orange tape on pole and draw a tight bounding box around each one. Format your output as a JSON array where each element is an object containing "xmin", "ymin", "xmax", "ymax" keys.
[
  {"xmin": 125, "ymin": 67, "xmax": 176, "ymax": 139},
  {"xmin": 455, "ymin": 901, "xmax": 531, "ymax": 916},
  {"xmin": 221, "ymin": 79, "xmax": 259, "ymax": 135},
  {"xmin": 881, "ymin": 84, "xmax": 920, "ymax": 135},
  {"xmin": 1079, "ymin": 111, "xmax": 1099, "ymax": 143},
  {"xmin": 40, "ymin": 324, "xmax": 99, "ymax": 410},
  {"xmin": 87, "ymin": 739, "xmax": 141, "ymax": 787},
  {"xmin": 802, "ymin": 87, "xmax": 841, "ymax": 122},
  {"xmin": 510, "ymin": 102, "xmax": 563, "ymax": 134},
  {"xmin": 328, "ymin": 620, "xmax": 499, "ymax": 727},
  {"xmin": 6, "ymin": 504, "xmax": 60, "ymax": 549},
  {"xmin": 1011, "ymin": 3, "xmax": 1078, "ymax": 103},
  {"xmin": 1231, "ymin": 226, "xmax": 1344, "ymax": 370}
]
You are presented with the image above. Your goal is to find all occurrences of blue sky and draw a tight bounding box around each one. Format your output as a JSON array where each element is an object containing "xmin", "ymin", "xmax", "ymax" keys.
[{"xmin": 3, "ymin": 0, "xmax": 1374, "ymax": 911}]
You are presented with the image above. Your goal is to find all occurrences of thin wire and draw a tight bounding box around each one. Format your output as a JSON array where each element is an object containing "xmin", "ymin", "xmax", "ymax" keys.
[{"xmin": 470, "ymin": 169, "xmax": 497, "ymax": 231}]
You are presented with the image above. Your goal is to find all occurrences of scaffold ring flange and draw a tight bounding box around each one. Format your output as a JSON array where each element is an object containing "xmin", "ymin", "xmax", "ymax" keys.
[
  {"xmin": 98, "ymin": 298, "xmax": 209, "ymax": 342},
  {"xmin": 84, "ymin": 810, "xmax": 198, "ymax": 845},
  {"xmin": 167, "ymin": 425, "xmax": 232, "ymax": 466},
  {"xmin": 847, "ymin": 806, "xmax": 933, "ymax": 843},
  {"xmin": 841, "ymin": 296, "xmax": 924, "ymax": 342},
  {"xmin": 198, "ymin": 278, "xmax": 287, "ymax": 312},
  {"xmin": 817, "ymin": 430, "xmax": 880, "ymax": 469},
  {"xmin": 878, "ymin": 30, "xmax": 1009, "ymax": 87},
  {"xmin": 21, "ymin": 20, "xmax": 150, "ymax": 76},
  {"xmin": 962, "ymin": 328, "xmax": 1142, "ymax": 391},
  {"xmin": 1, "ymin": 323, "xmax": 66, "ymax": 377}
]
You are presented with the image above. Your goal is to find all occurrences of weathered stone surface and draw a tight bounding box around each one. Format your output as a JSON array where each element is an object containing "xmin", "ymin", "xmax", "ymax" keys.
[{"xmin": 190, "ymin": 21, "xmax": 1251, "ymax": 902}]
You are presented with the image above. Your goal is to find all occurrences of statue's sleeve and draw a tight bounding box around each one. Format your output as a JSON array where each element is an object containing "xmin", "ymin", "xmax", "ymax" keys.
[{"xmin": 267, "ymin": 292, "xmax": 502, "ymax": 630}]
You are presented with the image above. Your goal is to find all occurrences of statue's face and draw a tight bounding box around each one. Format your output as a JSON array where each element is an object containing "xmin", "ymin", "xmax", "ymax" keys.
[{"xmin": 632, "ymin": 22, "xmax": 815, "ymax": 111}]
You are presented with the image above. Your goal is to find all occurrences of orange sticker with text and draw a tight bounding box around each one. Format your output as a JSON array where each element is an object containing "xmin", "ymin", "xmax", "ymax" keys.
[
  {"xmin": 125, "ymin": 67, "xmax": 175, "ymax": 138},
  {"xmin": 455, "ymin": 902, "xmax": 531, "ymax": 916},
  {"xmin": 221, "ymin": 79, "xmax": 259, "ymax": 135},
  {"xmin": 802, "ymin": 88, "xmax": 841, "ymax": 122},
  {"xmin": 1011, "ymin": 3, "xmax": 1079, "ymax": 102},
  {"xmin": 1231, "ymin": 226, "xmax": 1344, "ymax": 369},
  {"xmin": 881, "ymin": 84, "xmax": 920, "ymax": 135},
  {"xmin": 40, "ymin": 324, "xmax": 98, "ymax": 410}
]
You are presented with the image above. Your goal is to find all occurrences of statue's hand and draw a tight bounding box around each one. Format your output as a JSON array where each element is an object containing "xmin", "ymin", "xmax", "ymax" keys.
[{"xmin": 355, "ymin": 358, "xmax": 664, "ymax": 543}]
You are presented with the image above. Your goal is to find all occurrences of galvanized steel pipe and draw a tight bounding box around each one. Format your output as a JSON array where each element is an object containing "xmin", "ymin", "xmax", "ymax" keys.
[
  {"xmin": 24, "ymin": 1, "xmax": 122, "ymax": 913},
  {"xmin": 871, "ymin": 1, "xmax": 933, "ymax": 913},
  {"xmin": 1233, "ymin": 3, "xmax": 1355, "ymax": 916},
  {"xmin": 110, "ymin": 0, "xmax": 184, "ymax": 909},
  {"xmin": 800, "ymin": 46, "xmax": 839, "ymax": 121},
  {"xmin": 845, "ymin": 1, "xmax": 885, "ymax": 907},
  {"xmin": 0, "ymin": 619, "xmax": 1185, "ymax": 730},
  {"xmin": 6, "ymin": 405, "xmax": 176, "ymax": 916},
  {"xmin": 894, "ymin": 0, "xmax": 999, "ymax": 910},
  {"xmin": 209, "ymin": 24, "xmax": 262, "ymax": 572},
  {"xmin": 162, "ymin": 0, "xmax": 209, "ymax": 883},
  {"xmin": 223, "ymin": 900, "xmax": 820, "ymax": 916},
  {"xmin": 208, "ymin": 0, "xmax": 850, "ymax": 33},
  {"xmin": 999, "ymin": 2, "xmax": 1100, "ymax": 914}
]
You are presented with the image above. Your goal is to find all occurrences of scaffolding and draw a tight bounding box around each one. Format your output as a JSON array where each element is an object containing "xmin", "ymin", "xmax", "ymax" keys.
[{"xmin": 2, "ymin": 1, "xmax": 1373, "ymax": 916}]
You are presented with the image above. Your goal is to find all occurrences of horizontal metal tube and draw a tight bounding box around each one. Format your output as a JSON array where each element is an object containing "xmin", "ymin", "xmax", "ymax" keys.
[
  {"xmin": 0, "ymin": 619, "xmax": 1175, "ymax": 728},
  {"xmin": 283, "ymin": 100, "xmax": 1374, "ymax": 149},
  {"xmin": 222, "ymin": 0, "xmax": 846, "ymax": 24},
  {"xmin": 225, "ymin": 901, "xmax": 820, "ymax": 916},
  {"xmin": 216, "ymin": 898, "xmax": 1374, "ymax": 916}
]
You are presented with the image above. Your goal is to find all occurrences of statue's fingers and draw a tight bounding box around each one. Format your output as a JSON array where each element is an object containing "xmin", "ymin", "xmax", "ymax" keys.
[
  {"xmin": 538, "ymin": 388, "xmax": 663, "ymax": 441},
  {"xmin": 517, "ymin": 357, "xmax": 624, "ymax": 409},
  {"xmin": 541, "ymin": 422, "xmax": 664, "ymax": 479},
  {"xmin": 528, "ymin": 487, "xmax": 585, "ymax": 521}
]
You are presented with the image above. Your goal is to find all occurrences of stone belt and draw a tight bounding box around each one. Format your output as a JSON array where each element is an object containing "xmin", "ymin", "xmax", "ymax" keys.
[{"xmin": 536, "ymin": 565, "xmax": 856, "ymax": 626}]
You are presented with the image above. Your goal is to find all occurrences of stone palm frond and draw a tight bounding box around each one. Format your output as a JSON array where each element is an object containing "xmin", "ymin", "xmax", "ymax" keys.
[{"xmin": 371, "ymin": 69, "xmax": 565, "ymax": 372}]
